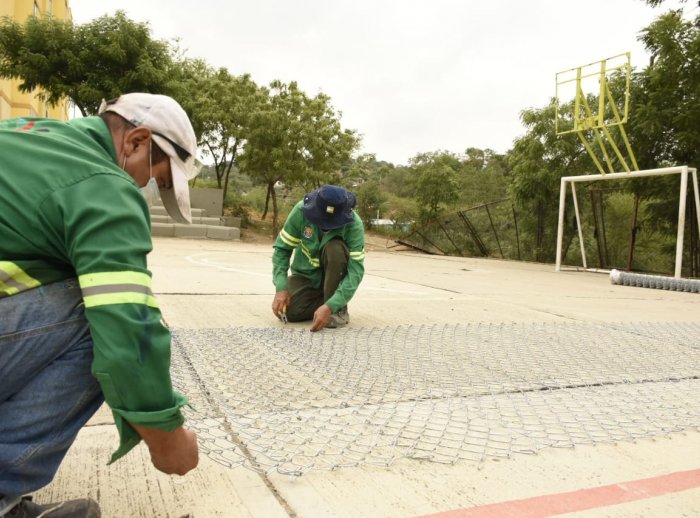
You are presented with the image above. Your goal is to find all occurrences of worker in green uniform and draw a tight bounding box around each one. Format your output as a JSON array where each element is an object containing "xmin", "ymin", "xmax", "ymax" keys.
[
  {"xmin": 0, "ymin": 93, "xmax": 200, "ymax": 518},
  {"xmin": 272, "ymin": 184, "xmax": 366, "ymax": 332}
]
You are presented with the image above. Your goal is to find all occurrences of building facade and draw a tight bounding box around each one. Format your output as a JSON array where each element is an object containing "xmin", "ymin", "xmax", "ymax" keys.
[{"xmin": 0, "ymin": 0, "xmax": 72, "ymax": 120}]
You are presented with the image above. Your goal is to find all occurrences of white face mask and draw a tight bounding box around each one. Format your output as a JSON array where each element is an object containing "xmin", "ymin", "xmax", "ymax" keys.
[
  {"xmin": 139, "ymin": 142, "xmax": 160, "ymax": 207},
  {"xmin": 141, "ymin": 177, "xmax": 160, "ymax": 207},
  {"xmin": 121, "ymin": 140, "xmax": 160, "ymax": 207}
]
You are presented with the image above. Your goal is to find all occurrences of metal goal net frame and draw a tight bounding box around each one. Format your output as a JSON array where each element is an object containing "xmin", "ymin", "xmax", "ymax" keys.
[{"xmin": 555, "ymin": 166, "xmax": 700, "ymax": 277}]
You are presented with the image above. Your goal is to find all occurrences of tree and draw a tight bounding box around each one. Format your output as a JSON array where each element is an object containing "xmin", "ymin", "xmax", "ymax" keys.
[
  {"xmin": 174, "ymin": 62, "xmax": 263, "ymax": 203},
  {"xmin": 507, "ymin": 101, "xmax": 593, "ymax": 261},
  {"xmin": 625, "ymin": 10, "xmax": 700, "ymax": 271},
  {"xmin": 339, "ymin": 153, "xmax": 379, "ymax": 188},
  {"xmin": 0, "ymin": 11, "xmax": 174, "ymax": 115},
  {"xmin": 505, "ymin": 9, "xmax": 700, "ymax": 268},
  {"xmin": 458, "ymin": 147, "xmax": 510, "ymax": 208},
  {"xmin": 382, "ymin": 164, "xmax": 414, "ymax": 199},
  {"xmin": 409, "ymin": 151, "xmax": 460, "ymax": 221},
  {"xmin": 641, "ymin": 0, "xmax": 690, "ymax": 6},
  {"xmin": 630, "ymin": 10, "xmax": 700, "ymax": 170},
  {"xmin": 354, "ymin": 179, "xmax": 387, "ymax": 227},
  {"xmin": 240, "ymin": 80, "xmax": 359, "ymax": 235}
]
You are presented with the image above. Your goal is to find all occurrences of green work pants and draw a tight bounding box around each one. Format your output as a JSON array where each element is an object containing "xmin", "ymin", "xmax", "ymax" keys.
[{"xmin": 286, "ymin": 238, "xmax": 349, "ymax": 322}]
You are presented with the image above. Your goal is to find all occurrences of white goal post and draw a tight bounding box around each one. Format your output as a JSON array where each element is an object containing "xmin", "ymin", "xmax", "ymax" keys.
[{"xmin": 555, "ymin": 166, "xmax": 700, "ymax": 278}]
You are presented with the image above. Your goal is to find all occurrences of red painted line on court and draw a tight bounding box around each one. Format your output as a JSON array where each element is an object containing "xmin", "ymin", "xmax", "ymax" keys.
[{"xmin": 418, "ymin": 468, "xmax": 700, "ymax": 518}]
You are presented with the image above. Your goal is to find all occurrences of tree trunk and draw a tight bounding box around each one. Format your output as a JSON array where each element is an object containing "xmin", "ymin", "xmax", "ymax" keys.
[
  {"xmin": 626, "ymin": 194, "xmax": 640, "ymax": 271},
  {"xmin": 271, "ymin": 185, "xmax": 280, "ymax": 237},
  {"xmin": 222, "ymin": 144, "xmax": 239, "ymax": 208},
  {"xmin": 536, "ymin": 203, "xmax": 545, "ymax": 262},
  {"xmin": 262, "ymin": 183, "xmax": 272, "ymax": 220},
  {"xmin": 206, "ymin": 143, "xmax": 224, "ymax": 189},
  {"xmin": 222, "ymin": 163, "xmax": 234, "ymax": 210}
]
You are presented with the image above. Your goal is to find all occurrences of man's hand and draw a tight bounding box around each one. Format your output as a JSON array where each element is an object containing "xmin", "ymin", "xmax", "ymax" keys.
[
  {"xmin": 272, "ymin": 290, "xmax": 291, "ymax": 320},
  {"xmin": 130, "ymin": 423, "xmax": 199, "ymax": 476},
  {"xmin": 310, "ymin": 303, "xmax": 332, "ymax": 332}
]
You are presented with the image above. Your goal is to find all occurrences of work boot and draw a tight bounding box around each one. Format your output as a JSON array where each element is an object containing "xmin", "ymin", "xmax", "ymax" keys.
[
  {"xmin": 327, "ymin": 306, "xmax": 349, "ymax": 328},
  {"xmin": 3, "ymin": 496, "xmax": 100, "ymax": 517}
]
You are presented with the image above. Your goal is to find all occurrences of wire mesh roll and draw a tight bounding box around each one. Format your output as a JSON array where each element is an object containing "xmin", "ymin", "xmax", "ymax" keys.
[{"xmin": 610, "ymin": 269, "xmax": 700, "ymax": 293}]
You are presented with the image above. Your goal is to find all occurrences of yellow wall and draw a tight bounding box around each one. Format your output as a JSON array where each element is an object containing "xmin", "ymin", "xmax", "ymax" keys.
[{"xmin": 0, "ymin": 0, "xmax": 73, "ymax": 120}]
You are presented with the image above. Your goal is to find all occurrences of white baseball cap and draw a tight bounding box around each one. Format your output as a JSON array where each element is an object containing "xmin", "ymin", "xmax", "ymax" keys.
[{"xmin": 98, "ymin": 93, "xmax": 200, "ymax": 223}]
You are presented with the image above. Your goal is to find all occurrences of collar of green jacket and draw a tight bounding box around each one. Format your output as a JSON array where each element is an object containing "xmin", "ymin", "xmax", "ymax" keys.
[{"xmin": 67, "ymin": 116, "xmax": 119, "ymax": 165}]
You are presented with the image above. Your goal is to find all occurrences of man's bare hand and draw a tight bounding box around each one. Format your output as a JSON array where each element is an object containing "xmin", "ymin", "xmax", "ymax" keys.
[
  {"xmin": 272, "ymin": 290, "xmax": 291, "ymax": 319},
  {"xmin": 131, "ymin": 423, "xmax": 199, "ymax": 476},
  {"xmin": 310, "ymin": 304, "xmax": 332, "ymax": 332}
]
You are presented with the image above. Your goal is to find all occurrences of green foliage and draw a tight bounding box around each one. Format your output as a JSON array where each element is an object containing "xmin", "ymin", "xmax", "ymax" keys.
[
  {"xmin": 630, "ymin": 10, "xmax": 700, "ymax": 169},
  {"xmin": 0, "ymin": 11, "xmax": 174, "ymax": 115},
  {"xmin": 339, "ymin": 153, "xmax": 379, "ymax": 188},
  {"xmin": 383, "ymin": 194, "xmax": 418, "ymax": 225},
  {"xmin": 177, "ymin": 64, "xmax": 263, "ymax": 201},
  {"xmin": 507, "ymin": 99, "xmax": 606, "ymax": 261},
  {"xmin": 642, "ymin": 0, "xmax": 690, "ymax": 6},
  {"xmin": 381, "ymin": 164, "xmax": 414, "ymax": 199},
  {"xmin": 223, "ymin": 190, "xmax": 253, "ymax": 227},
  {"xmin": 409, "ymin": 151, "xmax": 460, "ymax": 220},
  {"xmin": 459, "ymin": 148, "xmax": 509, "ymax": 208},
  {"xmin": 240, "ymin": 80, "xmax": 360, "ymax": 235},
  {"xmin": 2, "ymin": 7, "xmax": 696, "ymax": 271},
  {"xmin": 561, "ymin": 189, "xmax": 679, "ymax": 273},
  {"xmin": 354, "ymin": 179, "xmax": 387, "ymax": 226}
]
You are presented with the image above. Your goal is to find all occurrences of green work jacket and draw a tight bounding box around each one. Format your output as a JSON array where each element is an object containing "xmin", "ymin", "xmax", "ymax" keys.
[
  {"xmin": 0, "ymin": 116, "xmax": 186, "ymax": 463},
  {"xmin": 272, "ymin": 200, "xmax": 366, "ymax": 311}
]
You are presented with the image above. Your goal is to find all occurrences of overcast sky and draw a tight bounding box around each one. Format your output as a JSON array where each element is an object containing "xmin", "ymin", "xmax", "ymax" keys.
[{"xmin": 68, "ymin": 0, "xmax": 693, "ymax": 165}]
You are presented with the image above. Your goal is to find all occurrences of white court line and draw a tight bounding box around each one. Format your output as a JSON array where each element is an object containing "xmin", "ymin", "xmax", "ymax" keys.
[
  {"xmin": 186, "ymin": 253, "xmax": 431, "ymax": 294},
  {"xmin": 185, "ymin": 253, "xmax": 268, "ymax": 277},
  {"xmin": 363, "ymin": 286, "xmax": 430, "ymax": 295}
]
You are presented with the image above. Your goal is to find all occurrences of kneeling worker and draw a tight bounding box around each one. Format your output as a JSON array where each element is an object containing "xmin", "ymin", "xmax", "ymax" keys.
[
  {"xmin": 272, "ymin": 184, "xmax": 365, "ymax": 331},
  {"xmin": 0, "ymin": 93, "xmax": 200, "ymax": 517}
]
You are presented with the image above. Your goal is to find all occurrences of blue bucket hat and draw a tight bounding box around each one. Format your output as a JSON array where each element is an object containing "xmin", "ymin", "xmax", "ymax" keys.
[{"xmin": 302, "ymin": 185, "xmax": 357, "ymax": 230}]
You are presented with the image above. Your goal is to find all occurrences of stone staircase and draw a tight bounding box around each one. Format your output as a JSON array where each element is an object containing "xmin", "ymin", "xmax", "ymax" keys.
[{"xmin": 150, "ymin": 205, "xmax": 240, "ymax": 241}]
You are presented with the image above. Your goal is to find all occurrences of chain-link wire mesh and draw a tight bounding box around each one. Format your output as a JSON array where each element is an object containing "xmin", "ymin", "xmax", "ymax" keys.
[
  {"xmin": 170, "ymin": 322, "xmax": 700, "ymax": 476},
  {"xmin": 611, "ymin": 269, "xmax": 700, "ymax": 293}
]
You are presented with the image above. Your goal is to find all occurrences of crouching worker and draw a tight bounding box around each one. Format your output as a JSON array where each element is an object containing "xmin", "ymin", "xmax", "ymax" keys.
[
  {"xmin": 272, "ymin": 185, "xmax": 366, "ymax": 332},
  {"xmin": 0, "ymin": 93, "xmax": 201, "ymax": 517}
]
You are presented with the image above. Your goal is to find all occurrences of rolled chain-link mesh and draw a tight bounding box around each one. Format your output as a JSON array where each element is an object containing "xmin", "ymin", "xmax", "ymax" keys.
[
  {"xmin": 170, "ymin": 322, "xmax": 700, "ymax": 476},
  {"xmin": 610, "ymin": 269, "xmax": 700, "ymax": 293}
]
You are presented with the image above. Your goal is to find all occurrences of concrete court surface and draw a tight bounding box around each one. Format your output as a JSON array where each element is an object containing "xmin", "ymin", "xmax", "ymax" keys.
[{"xmin": 36, "ymin": 236, "xmax": 700, "ymax": 518}]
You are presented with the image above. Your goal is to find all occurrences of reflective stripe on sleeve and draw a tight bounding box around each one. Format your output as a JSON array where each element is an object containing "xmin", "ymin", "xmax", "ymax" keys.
[
  {"xmin": 300, "ymin": 243, "xmax": 320, "ymax": 267},
  {"xmin": 78, "ymin": 271, "xmax": 158, "ymax": 308},
  {"xmin": 279, "ymin": 229, "xmax": 301, "ymax": 248},
  {"xmin": 349, "ymin": 249, "xmax": 366, "ymax": 262},
  {"xmin": 0, "ymin": 261, "xmax": 41, "ymax": 297}
]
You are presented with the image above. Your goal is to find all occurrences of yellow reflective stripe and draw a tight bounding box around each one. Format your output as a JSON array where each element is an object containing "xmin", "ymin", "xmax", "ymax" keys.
[
  {"xmin": 0, "ymin": 261, "xmax": 41, "ymax": 296},
  {"xmin": 300, "ymin": 244, "xmax": 320, "ymax": 267},
  {"xmin": 78, "ymin": 271, "xmax": 151, "ymax": 289},
  {"xmin": 0, "ymin": 282, "xmax": 19, "ymax": 297},
  {"xmin": 78, "ymin": 271, "xmax": 156, "ymax": 308},
  {"xmin": 350, "ymin": 250, "xmax": 366, "ymax": 261},
  {"xmin": 83, "ymin": 292, "xmax": 159, "ymax": 309},
  {"xmin": 281, "ymin": 229, "xmax": 300, "ymax": 243},
  {"xmin": 279, "ymin": 229, "xmax": 300, "ymax": 248}
]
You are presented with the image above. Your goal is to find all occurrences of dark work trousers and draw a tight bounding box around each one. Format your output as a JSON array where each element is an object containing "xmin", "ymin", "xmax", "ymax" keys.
[{"xmin": 286, "ymin": 238, "xmax": 349, "ymax": 322}]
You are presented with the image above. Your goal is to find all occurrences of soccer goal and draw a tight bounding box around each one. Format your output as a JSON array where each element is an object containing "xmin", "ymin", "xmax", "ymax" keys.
[{"xmin": 555, "ymin": 166, "xmax": 700, "ymax": 278}]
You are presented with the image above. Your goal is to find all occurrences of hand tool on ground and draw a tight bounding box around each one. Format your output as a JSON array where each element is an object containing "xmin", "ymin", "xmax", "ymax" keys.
[{"xmin": 279, "ymin": 305, "xmax": 288, "ymax": 324}]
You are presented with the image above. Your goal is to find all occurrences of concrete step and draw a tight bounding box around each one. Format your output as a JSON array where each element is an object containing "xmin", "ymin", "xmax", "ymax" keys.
[
  {"xmin": 152, "ymin": 223, "xmax": 240, "ymax": 241},
  {"xmin": 151, "ymin": 205, "xmax": 207, "ymax": 218},
  {"xmin": 151, "ymin": 214, "xmax": 224, "ymax": 226},
  {"xmin": 150, "ymin": 205, "xmax": 241, "ymax": 241}
]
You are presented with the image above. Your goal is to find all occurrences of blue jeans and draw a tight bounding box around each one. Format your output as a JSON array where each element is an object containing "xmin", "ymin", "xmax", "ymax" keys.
[{"xmin": 0, "ymin": 279, "xmax": 104, "ymax": 504}]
